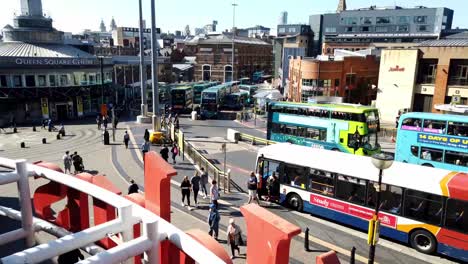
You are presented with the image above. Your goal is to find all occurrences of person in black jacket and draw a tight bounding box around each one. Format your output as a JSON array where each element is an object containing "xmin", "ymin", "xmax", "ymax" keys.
[
  {"xmin": 180, "ymin": 176, "xmax": 192, "ymax": 209},
  {"xmin": 128, "ymin": 180, "xmax": 139, "ymax": 194},
  {"xmin": 144, "ymin": 129, "xmax": 150, "ymax": 142},
  {"xmin": 160, "ymin": 145, "xmax": 169, "ymax": 162}
]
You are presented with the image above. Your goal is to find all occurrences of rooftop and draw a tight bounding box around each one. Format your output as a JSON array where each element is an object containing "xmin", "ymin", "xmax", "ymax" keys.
[
  {"xmin": 418, "ymin": 39, "xmax": 468, "ymax": 47},
  {"xmin": 188, "ymin": 33, "xmax": 270, "ymax": 46},
  {"xmin": 0, "ymin": 42, "xmax": 94, "ymax": 58}
]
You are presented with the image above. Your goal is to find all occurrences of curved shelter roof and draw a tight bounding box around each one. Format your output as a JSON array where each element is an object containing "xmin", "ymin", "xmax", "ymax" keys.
[{"xmin": 0, "ymin": 42, "xmax": 95, "ymax": 58}]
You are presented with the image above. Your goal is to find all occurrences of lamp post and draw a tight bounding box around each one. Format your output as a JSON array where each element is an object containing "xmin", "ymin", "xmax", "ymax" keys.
[
  {"xmin": 231, "ymin": 0, "xmax": 238, "ymax": 82},
  {"xmin": 368, "ymin": 153, "xmax": 394, "ymax": 264},
  {"xmin": 150, "ymin": 0, "xmax": 160, "ymax": 131},
  {"xmin": 138, "ymin": 0, "xmax": 147, "ymax": 118}
]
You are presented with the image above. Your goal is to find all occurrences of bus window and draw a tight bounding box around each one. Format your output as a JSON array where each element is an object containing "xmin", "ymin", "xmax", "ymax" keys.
[
  {"xmin": 445, "ymin": 199, "xmax": 468, "ymax": 233},
  {"xmin": 423, "ymin": 119, "xmax": 446, "ymax": 134},
  {"xmin": 367, "ymin": 183, "xmax": 403, "ymax": 215},
  {"xmin": 307, "ymin": 128, "xmax": 327, "ymax": 141},
  {"xmin": 445, "ymin": 151, "xmax": 468, "ymax": 167},
  {"xmin": 420, "ymin": 147, "xmax": 443, "ymax": 162},
  {"xmin": 336, "ymin": 175, "xmax": 366, "ymax": 205},
  {"xmin": 309, "ymin": 169, "xmax": 335, "ymax": 197},
  {"xmin": 283, "ymin": 164, "xmax": 308, "ymax": 189},
  {"xmin": 411, "ymin": 146, "xmax": 419, "ymax": 157},
  {"xmin": 404, "ymin": 190, "xmax": 443, "ymax": 226},
  {"xmin": 263, "ymin": 159, "xmax": 280, "ymax": 179},
  {"xmin": 401, "ymin": 118, "xmax": 422, "ymax": 131},
  {"xmin": 448, "ymin": 122, "xmax": 468, "ymax": 136}
]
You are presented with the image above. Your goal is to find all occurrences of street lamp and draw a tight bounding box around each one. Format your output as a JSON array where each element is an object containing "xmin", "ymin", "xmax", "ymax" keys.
[
  {"xmin": 231, "ymin": 0, "xmax": 238, "ymax": 82},
  {"xmin": 138, "ymin": 0, "xmax": 147, "ymax": 118},
  {"xmin": 368, "ymin": 153, "xmax": 394, "ymax": 264},
  {"xmin": 150, "ymin": 0, "xmax": 161, "ymax": 131}
]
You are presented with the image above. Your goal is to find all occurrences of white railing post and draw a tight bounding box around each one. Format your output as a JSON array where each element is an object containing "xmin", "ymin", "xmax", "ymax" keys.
[
  {"xmin": 119, "ymin": 205, "xmax": 134, "ymax": 264},
  {"xmin": 144, "ymin": 220, "xmax": 160, "ymax": 264},
  {"xmin": 16, "ymin": 159, "xmax": 34, "ymax": 248}
]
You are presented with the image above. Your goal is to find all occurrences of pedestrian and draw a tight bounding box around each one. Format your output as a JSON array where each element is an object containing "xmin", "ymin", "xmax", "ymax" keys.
[
  {"xmin": 62, "ymin": 151, "xmax": 72, "ymax": 174},
  {"xmin": 227, "ymin": 218, "xmax": 243, "ymax": 259},
  {"xmin": 191, "ymin": 172, "xmax": 201, "ymax": 207},
  {"xmin": 210, "ymin": 180, "xmax": 219, "ymax": 209},
  {"xmin": 200, "ymin": 168, "xmax": 209, "ymax": 198},
  {"xmin": 42, "ymin": 119, "xmax": 47, "ymax": 130},
  {"xmin": 96, "ymin": 115, "xmax": 101, "ymax": 130},
  {"xmin": 113, "ymin": 116, "xmax": 118, "ymax": 129},
  {"xmin": 57, "ymin": 249, "xmax": 84, "ymax": 264},
  {"xmin": 103, "ymin": 116, "xmax": 108, "ymax": 129},
  {"xmin": 207, "ymin": 203, "xmax": 220, "ymax": 240},
  {"xmin": 123, "ymin": 131, "xmax": 130, "ymax": 149},
  {"xmin": 144, "ymin": 129, "xmax": 150, "ymax": 142},
  {"xmin": 180, "ymin": 176, "xmax": 192, "ymax": 210},
  {"xmin": 247, "ymin": 171, "xmax": 260, "ymax": 205},
  {"xmin": 141, "ymin": 140, "xmax": 150, "ymax": 158},
  {"xmin": 128, "ymin": 179, "xmax": 139, "ymax": 194},
  {"xmin": 171, "ymin": 143, "xmax": 179, "ymax": 164},
  {"xmin": 72, "ymin": 152, "xmax": 81, "ymax": 173},
  {"xmin": 174, "ymin": 114, "xmax": 180, "ymax": 130},
  {"xmin": 160, "ymin": 145, "xmax": 169, "ymax": 162}
]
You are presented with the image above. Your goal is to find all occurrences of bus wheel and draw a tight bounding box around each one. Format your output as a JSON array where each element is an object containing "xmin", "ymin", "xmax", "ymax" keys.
[
  {"xmin": 422, "ymin": 163, "xmax": 434, "ymax": 168},
  {"xmin": 287, "ymin": 193, "xmax": 303, "ymax": 212},
  {"xmin": 410, "ymin": 230, "xmax": 437, "ymax": 254},
  {"xmin": 331, "ymin": 148, "xmax": 340, "ymax": 152}
]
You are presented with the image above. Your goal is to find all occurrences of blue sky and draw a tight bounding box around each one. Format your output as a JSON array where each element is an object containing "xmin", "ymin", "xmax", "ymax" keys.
[{"xmin": 0, "ymin": 0, "xmax": 467, "ymax": 34}]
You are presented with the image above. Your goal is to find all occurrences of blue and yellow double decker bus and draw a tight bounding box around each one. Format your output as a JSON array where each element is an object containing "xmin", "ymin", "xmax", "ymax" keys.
[
  {"xmin": 395, "ymin": 112, "xmax": 468, "ymax": 172},
  {"xmin": 267, "ymin": 102, "xmax": 381, "ymax": 156}
]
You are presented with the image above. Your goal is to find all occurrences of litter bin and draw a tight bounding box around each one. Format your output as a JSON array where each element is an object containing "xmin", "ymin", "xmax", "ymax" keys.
[
  {"xmin": 191, "ymin": 111, "xmax": 197, "ymax": 120},
  {"xmin": 104, "ymin": 130, "xmax": 110, "ymax": 145}
]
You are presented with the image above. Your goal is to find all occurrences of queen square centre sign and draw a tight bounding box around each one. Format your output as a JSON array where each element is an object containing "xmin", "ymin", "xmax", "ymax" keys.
[{"xmin": 15, "ymin": 58, "xmax": 96, "ymax": 66}]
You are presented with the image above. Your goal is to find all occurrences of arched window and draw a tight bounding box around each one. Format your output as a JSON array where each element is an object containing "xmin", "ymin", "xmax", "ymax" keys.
[
  {"xmin": 202, "ymin": 65, "xmax": 211, "ymax": 81},
  {"xmin": 224, "ymin": 65, "xmax": 233, "ymax": 82}
]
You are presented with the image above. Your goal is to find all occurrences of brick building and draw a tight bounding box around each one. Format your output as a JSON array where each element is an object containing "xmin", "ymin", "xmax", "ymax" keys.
[
  {"xmin": 287, "ymin": 55, "xmax": 380, "ymax": 104},
  {"xmin": 187, "ymin": 33, "xmax": 272, "ymax": 82}
]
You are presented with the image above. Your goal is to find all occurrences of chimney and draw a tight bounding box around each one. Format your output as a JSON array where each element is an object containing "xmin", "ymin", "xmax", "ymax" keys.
[{"xmin": 337, "ymin": 0, "xmax": 347, "ymax": 13}]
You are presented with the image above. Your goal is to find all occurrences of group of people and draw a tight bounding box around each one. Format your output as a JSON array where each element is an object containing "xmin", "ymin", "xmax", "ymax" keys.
[
  {"xmin": 96, "ymin": 114, "xmax": 118, "ymax": 131},
  {"xmin": 62, "ymin": 151, "xmax": 84, "ymax": 174}
]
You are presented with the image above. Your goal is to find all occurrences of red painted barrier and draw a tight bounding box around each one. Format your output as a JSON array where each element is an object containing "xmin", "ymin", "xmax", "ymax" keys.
[{"xmin": 316, "ymin": 251, "xmax": 341, "ymax": 264}]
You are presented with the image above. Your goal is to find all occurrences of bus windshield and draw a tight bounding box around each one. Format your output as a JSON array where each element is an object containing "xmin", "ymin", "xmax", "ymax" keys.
[
  {"xmin": 202, "ymin": 92, "xmax": 217, "ymax": 103},
  {"xmin": 172, "ymin": 92, "xmax": 185, "ymax": 103},
  {"xmin": 364, "ymin": 110, "xmax": 380, "ymax": 132}
]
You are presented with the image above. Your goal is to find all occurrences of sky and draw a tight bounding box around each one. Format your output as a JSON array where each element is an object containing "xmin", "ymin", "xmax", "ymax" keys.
[{"xmin": 0, "ymin": 0, "xmax": 467, "ymax": 35}]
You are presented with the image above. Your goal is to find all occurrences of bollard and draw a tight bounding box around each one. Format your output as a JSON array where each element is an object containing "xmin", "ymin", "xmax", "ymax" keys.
[
  {"xmin": 20, "ymin": 142, "xmax": 25, "ymax": 148},
  {"xmin": 304, "ymin": 227, "xmax": 310, "ymax": 251},
  {"xmin": 350, "ymin": 246, "xmax": 356, "ymax": 264},
  {"xmin": 13, "ymin": 127, "xmax": 17, "ymax": 133},
  {"xmin": 252, "ymin": 138, "xmax": 256, "ymax": 146},
  {"xmin": 56, "ymin": 134, "xmax": 61, "ymax": 140},
  {"xmin": 42, "ymin": 138, "xmax": 46, "ymax": 144},
  {"xmin": 33, "ymin": 126, "xmax": 36, "ymax": 132}
]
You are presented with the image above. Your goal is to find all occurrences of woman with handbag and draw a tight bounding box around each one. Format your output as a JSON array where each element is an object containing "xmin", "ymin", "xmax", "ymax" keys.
[{"xmin": 227, "ymin": 218, "xmax": 243, "ymax": 259}]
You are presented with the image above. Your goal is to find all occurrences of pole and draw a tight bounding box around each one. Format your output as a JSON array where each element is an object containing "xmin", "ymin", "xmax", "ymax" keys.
[
  {"xmin": 150, "ymin": 0, "xmax": 160, "ymax": 131},
  {"xmin": 368, "ymin": 169, "xmax": 383, "ymax": 264},
  {"xmin": 112, "ymin": 107, "xmax": 115, "ymax": 142},
  {"xmin": 100, "ymin": 57, "xmax": 104, "ymax": 106},
  {"xmin": 231, "ymin": 1, "xmax": 237, "ymax": 82},
  {"xmin": 138, "ymin": 0, "xmax": 147, "ymax": 117}
]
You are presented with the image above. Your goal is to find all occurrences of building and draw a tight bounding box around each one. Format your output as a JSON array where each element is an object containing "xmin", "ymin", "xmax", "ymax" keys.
[
  {"xmin": 287, "ymin": 53, "xmax": 379, "ymax": 103},
  {"xmin": 0, "ymin": 0, "xmax": 114, "ymax": 123},
  {"xmin": 309, "ymin": 5, "xmax": 454, "ymax": 56},
  {"xmin": 246, "ymin": 25, "xmax": 270, "ymax": 38},
  {"xmin": 112, "ymin": 27, "xmax": 162, "ymax": 49},
  {"xmin": 279, "ymin": 11, "xmax": 288, "ymax": 25},
  {"xmin": 376, "ymin": 33, "xmax": 468, "ymax": 122},
  {"xmin": 187, "ymin": 33, "xmax": 272, "ymax": 82}
]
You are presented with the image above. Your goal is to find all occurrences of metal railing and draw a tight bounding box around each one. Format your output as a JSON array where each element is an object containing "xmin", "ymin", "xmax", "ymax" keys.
[
  {"xmin": 238, "ymin": 132, "xmax": 276, "ymax": 146},
  {"xmin": 0, "ymin": 157, "xmax": 227, "ymax": 264}
]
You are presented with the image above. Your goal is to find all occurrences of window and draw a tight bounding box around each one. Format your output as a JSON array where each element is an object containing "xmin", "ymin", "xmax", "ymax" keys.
[
  {"xmin": 342, "ymin": 17, "xmax": 358, "ymax": 25},
  {"xmin": 411, "ymin": 146, "xmax": 419, "ymax": 157},
  {"xmin": 283, "ymin": 164, "xmax": 308, "ymax": 189},
  {"xmin": 376, "ymin": 17, "xmax": 392, "ymax": 24},
  {"xmin": 445, "ymin": 151, "xmax": 468, "ymax": 167},
  {"xmin": 49, "ymin": 75, "xmax": 57, "ymax": 86},
  {"xmin": 278, "ymin": 27, "xmax": 286, "ymax": 33},
  {"xmin": 260, "ymin": 159, "xmax": 281, "ymax": 182},
  {"xmin": 423, "ymin": 119, "xmax": 446, "ymax": 134},
  {"xmin": 302, "ymin": 79, "xmax": 317, "ymax": 87},
  {"xmin": 367, "ymin": 183, "xmax": 403, "ymax": 214},
  {"xmin": 202, "ymin": 65, "xmax": 211, "ymax": 81},
  {"xmin": 13, "ymin": 75, "xmax": 22, "ymax": 87},
  {"xmin": 0, "ymin": 75, "xmax": 7, "ymax": 87},
  {"xmin": 345, "ymin": 27, "xmax": 355, "ymax": 32},
  {"xmin": 420, "ymin": 147, "xmax": 443, "ymax": 162},
  {"xmin": 345, "ymin": 73, "xmax": 356, "ymax": 85},
  {"xmin": 38, "ymin": 75, "xmax": 46, "ymax": 86},
  {"xmin": 401, "ymin": 118, "xmax": 422, "ymax": 130},
  {"xmin": 417, "ymin": 25, "xmax": 428, "ymax": 32},
  {"xmin": 361, "ymin": 26, "xmax": 370, "ymax": 32},
  {"xmin": 414, "ymin": 16, "xmax": 427, "ymax": 24},
  {"xmin": 404, "ymin": 190, "xmax": 443, "ymax": 225},
  {"xmin": 309, "ymin": 170, "xmax": 335, "ymax": 197},
  {"xmin": 375, "ymin": 26, "xmax": 388, "ymax": 33},
  {"xmin": 448, "ymin": 122, "xmax": 468, "ymax": 136},
  {"xmin": 25, "ymin": 75, "xmax": 35, "ymax": 87},
  {"xmin": 360, "ymin": 17, "xmax": 373, "ymax": 25},
  {"xmin": 306, "ymin": 127, "xmax": 327, "ymax": 141},
  {"xmin": 396, "ymin": 25, "xmax": 408, "ymax": 32},
  {"xmin": 336, "ymin": 174, "xmax": 366, "ymax": 205},
  {"xmin": 325, "ymin": 27, "xmax": 336, "ymax": 33},
  {"xmin": 445, "ymin": 199, "xmax": 468, "ymax": 233},
  {"xmin": 288, "ymin": 27, "xmax": 297, "ymax": 33},
  {"xmin": 60, "ymin": 75, "xmax": 69, "ymax": 86},
  {"xmin": 397, "ymin": 16, "xmax": 410, "ymax": 24}
]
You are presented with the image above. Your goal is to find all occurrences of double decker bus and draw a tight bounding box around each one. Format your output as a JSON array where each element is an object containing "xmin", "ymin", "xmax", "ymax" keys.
[
  {"xmin": 200, "ymin": 84, "xmax": 229, "ymax": 119},
  {"xmin": 193, "ymin": 82, "xmax": 219, "ymax": 105},
  {"xmin": 256, "ymin": 143, "xmax": 468, "ymax": 261},
  {"xmin": 223, "ymin": 91, "xmax": 249, "ymax": 110},
  {"xmin": 170, "ymin": 86, "xmax": 193, "ymax": 113},
  {"xmin": 267, "ymin": 102, "xmax": 381, "ymax": 156},
  {"xmin": 239, "ymin": 84, "xmax": 258, "ymax": 105},
  {"xmin": 395, "ymin": 112, "xmax": 467, "ymax": 172}
]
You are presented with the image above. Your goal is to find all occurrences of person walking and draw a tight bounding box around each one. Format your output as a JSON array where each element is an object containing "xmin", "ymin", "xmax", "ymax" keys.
[
  {"xmin": 103, "ymin": 116, "xmax": 108, "ymax": 130},
  {"xmin": 141, "ymin": 140, "xmax": 150, "ymax": 159},
  {"xmin": 227, "ymin": 218, "xmax": 243, "ymax": 259},
  {"xmin": 42, "ymin": 119, "xmax": 47, "ymax": 130},
  {"xmin": 123, "ymin": 131, "xmax": 130, "ymax": 149},
  {"xmin": 96, "ymin": 115, "xmax": 101, "ymax": 130},
  {"xmin": 247, "ymin": 172, "xmax": 260, "ymax": 205},
  {"xmin": 171, "ymin": 143, "xmax": 179, "ymax": 164},
  {"xmin": 180, "ymin": 176, "xmax": 192, "ymax": 210},
  {"xmin": 210, "ymin": 180, "xmax": 219, "ymax": 209},
  {"xmin": 128, "ymin": 180, "xmax": 139, "ymax": 194},
  {"xmin": 207, "ymin": 204, "xmax": 220, "ymax": 240},
  {"xmin": 191, "ymin": 172, "xmax": 201, "ymax": 207},
  {"xmin": 144, "ymin": 129, "xmax": 150, "ymax": 142},
  {"xmin": 62, "ymin": 151, "xmax": 72, "ymax": 174},
  {"xmin": 159, "ymin": 145, "xmax": 169, "ymax": 162},
  {"xmin": 200, "ymin": 168, "xmax": 209, "ymax": 199},
  {"xmin": 72, "ymin": 152, "xmax": 82, "ymax": 173}
]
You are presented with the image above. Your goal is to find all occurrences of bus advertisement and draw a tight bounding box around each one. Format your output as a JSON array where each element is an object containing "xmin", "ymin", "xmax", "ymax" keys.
[
  {"xmin": 170, "ymin": 86, "xmax": 193, "ymax": 113},
  {"xmin": 395, "ymin": 112, "xmax": 467, "ymax": 172},
  {"xmin": 256, "ymin": 143, "xmax": 468, "ymax": 261},
  {"xmin": 267, "ymin": 102, "xmax": 381, "ymax": 156}
]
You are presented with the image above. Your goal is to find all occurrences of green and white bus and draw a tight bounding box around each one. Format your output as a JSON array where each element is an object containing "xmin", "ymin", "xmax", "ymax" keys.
[
  {"xmin": 171, "ymin": 86, "xmax": 193, "ymax": 113},
  {"xmin": 193, "ymin": 81, "xmax": 219, "ymax": 105},
  {"xmin": 267, "ymin": 102, "xmax": 381, "ymax": 156}
]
